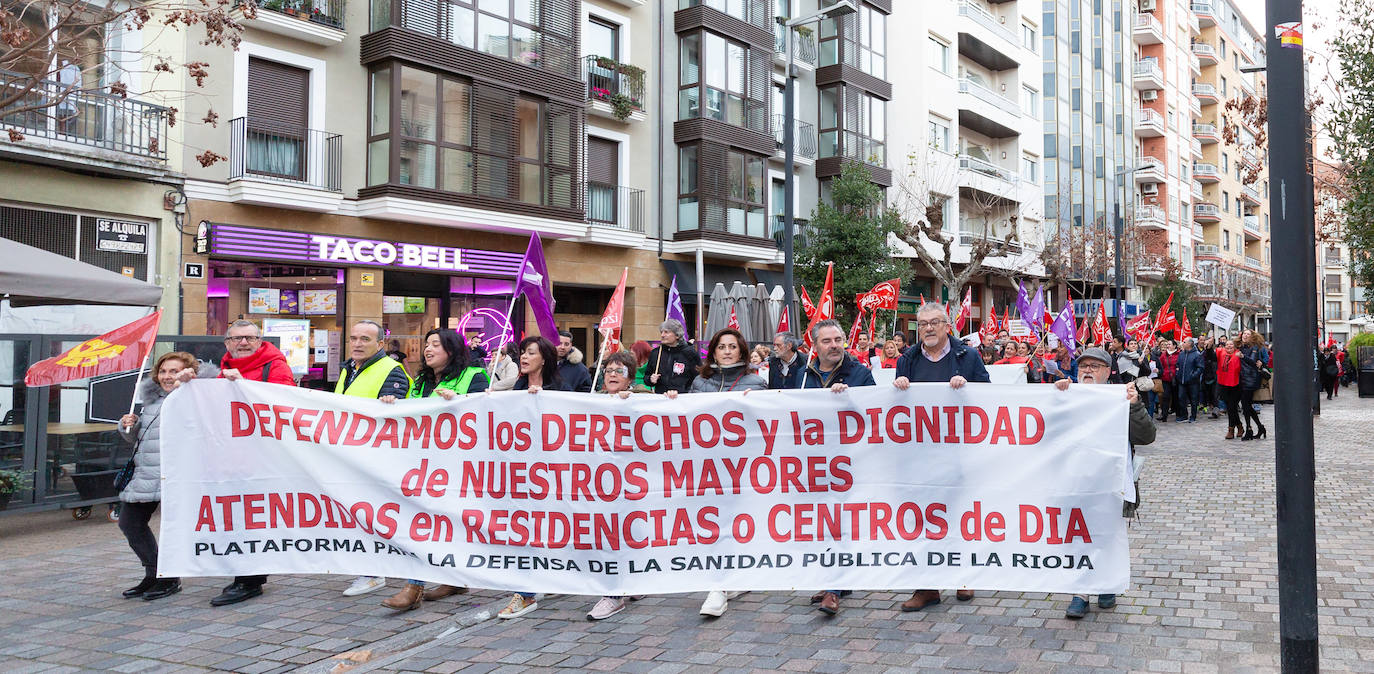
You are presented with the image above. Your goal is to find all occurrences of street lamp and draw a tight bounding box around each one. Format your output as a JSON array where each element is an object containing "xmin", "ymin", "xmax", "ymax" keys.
[
  {"xmin": 780, "ymin": 0, "xmax": 856, "ymax": 332},
  {"xmin": 1112, "ymin": 164, "xmax": 1142, "ymax": 320}
]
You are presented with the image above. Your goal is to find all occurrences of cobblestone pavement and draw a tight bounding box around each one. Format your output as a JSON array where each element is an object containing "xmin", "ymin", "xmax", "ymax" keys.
[{"xmin": 2, "ymin": 391, "xmax": 1372, "ymax": 673}]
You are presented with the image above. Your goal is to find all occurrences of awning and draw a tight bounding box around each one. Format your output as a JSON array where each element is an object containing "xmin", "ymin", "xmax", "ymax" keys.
[
  {"xmin": 660, "ymin": 259, "xmax": 754, "ymax": 303},
  {"xmin": 0, "ymin": 237, "xmax": 164, "ymax": 307}
]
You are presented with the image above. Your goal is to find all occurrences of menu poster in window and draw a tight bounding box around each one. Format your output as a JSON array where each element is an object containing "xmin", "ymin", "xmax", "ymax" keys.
[
  {"xmin": 313, "ymin": 328, "xmax": 329, "ymax": 363},
  {"xmin": 382, "ymin": 296, "xmax": 406, "ymax": 314},
  {"xmin": 302, "ymin": 289, "xmax": 337, "ymax": 315},
  {"xmin": 249, "ymin": 288, "xmax": 281, "ymax": 314},
  {"xmin": 263, "ymin": 318, "xmax": 311, "ymax": 376},
  {"xmin": 279, "ymin": 289, "xmax": 300, "ymax": 315},
  {"xmin": 404, "ymin": 297, "xmax": 427, "ymax": 314}
]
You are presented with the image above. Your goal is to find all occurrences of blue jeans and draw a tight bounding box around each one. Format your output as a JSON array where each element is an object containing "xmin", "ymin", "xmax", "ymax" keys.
[
  {"xmin": 1145, "ymin": 390, "xmax": 1158, "ymax": 417},
  {"xmin": 1178, "ymin": 381, "xmax": 1200, "ymax": 420}
]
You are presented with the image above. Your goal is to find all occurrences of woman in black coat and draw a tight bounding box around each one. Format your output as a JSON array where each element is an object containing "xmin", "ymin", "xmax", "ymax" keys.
[
  {"xmin": 1237, "ymin": 331, "xmax": 1269, "ymax": 440},
  {"xmin": 1320, "ymin": 347, "xmax": 1340, "ymax": 400}
]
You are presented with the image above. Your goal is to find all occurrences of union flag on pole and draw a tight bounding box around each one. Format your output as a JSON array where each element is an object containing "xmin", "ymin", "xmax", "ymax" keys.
[
  {"xmin": 26, "ymin": 311, "xmax": 162, "ymax": 387},
  {"xmin": 803, "ymin": 263, "xmax": 834, "ymax": 349},
  {"xmin": 1177, "ymin": 307, "xmax": 1193, "ymax": 341},
  {"xmin": 727, "ymin": 305, "xmax": 741, "ymax": 330},
  {"xmin": 1156, "ymin": 291, "xmax": 1177, "ymax": 335},
  {"xmin": 777, "ymin": 307, "xmax": 791, "ymax": 334},
  {"xmin": 980, "ymin": 305, "xmax": 999, "ymax": 341},
  {"xmin": 598, "ymin": 267, "xmax": 628, "ymax": 353},
  {"xmin": 1125, "ymin": 312, "xmax": 1153, "ymax": 341},
  {"xmin": 800, "ymin": 286, "xmax": 816, "ymax": 320},
  {"xmin": 1092, "ymin": 301, "xmax": 1113, "ymax": 344},
  {"xmin": 953, "ymin": 286, "xmax": 972, "ymax": 334}
]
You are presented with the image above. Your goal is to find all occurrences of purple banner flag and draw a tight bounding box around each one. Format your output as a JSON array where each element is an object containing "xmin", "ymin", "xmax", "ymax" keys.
[
  {"xmin": 515, "ymin": 233, "xmax": 559, "ymax": 338},
  {"xmin": 1049, "ymin": 304, "xmax": 1078, "ymax": 355},
  {"xmin": 1117, "ymin": 301, "xmax": 1129, "ymax": 337},
  {"xmin": 1016, "ymin": 280, "xmax": 1032, "ymax": 322},
  {"xmin": 665, "ymin": 276, "xmax": 691, "ymax": 342},
  {"xmin": 1027, "ymin": 284, "xmax": 1046, "ymax": 333}
]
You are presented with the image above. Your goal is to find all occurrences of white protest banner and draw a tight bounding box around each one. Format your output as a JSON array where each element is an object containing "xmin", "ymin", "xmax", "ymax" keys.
[
  {"xmin": 986, "ymin": 364, "xmax": 1029, "ymax": 385},
  {"xmin": 160, "ymin": 381, "xmax": 1132, "ymax": 595},
  {"xmin": 1205, "ymin": 303, "xmax": 1237, "ymax": 330}
]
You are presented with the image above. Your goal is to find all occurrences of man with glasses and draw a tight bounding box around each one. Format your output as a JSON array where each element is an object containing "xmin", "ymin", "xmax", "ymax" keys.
[
  {"xmin": 195, "ymin": 319, "xmax": 296, "ymax": 606},
  {"xmin": 891, "ymin": 303, "xmax": 990, "ymax": 612}
]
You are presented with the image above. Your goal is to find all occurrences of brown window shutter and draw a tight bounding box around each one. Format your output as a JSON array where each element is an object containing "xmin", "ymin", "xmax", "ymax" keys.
[
  {"xmin": 587, "ymin": 137, "xmax": 617, "ymax": 185},
  {"xmin": 247, "ymin": 57, "xmax": 310, "ymax": 130}
]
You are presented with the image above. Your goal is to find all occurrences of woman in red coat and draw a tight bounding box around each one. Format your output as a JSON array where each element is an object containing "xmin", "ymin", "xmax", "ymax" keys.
[{"xmin": 1215, "ymin": 338, "xmax": 1244, "ymax": 439}]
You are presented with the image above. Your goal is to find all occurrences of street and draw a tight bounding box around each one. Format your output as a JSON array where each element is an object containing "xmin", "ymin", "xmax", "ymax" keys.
[{"xmin": 2, "ymin": 393, "xmax": 1371, "ymax": 673}]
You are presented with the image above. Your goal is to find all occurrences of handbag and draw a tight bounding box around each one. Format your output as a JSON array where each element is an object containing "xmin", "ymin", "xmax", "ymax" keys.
[{"xmin": 114, "ymin": 455, "xmax": 137, "ymax": 492}]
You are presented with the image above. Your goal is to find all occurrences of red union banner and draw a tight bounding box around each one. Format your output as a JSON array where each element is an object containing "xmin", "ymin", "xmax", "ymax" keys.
[
  {"xmin": 159, "ymin": 380, "xmax": 1134, "ymax": 595},
  {"xmin": 859, "ymin": 279, "xmax": 901, "ymax": 311},
  {"xmin": 25, "ymin": 311, "xmax": 162, "ymax": 387}
]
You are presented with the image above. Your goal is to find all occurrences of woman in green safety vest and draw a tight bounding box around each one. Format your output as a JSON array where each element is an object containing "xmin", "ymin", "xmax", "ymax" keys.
[{"xmin": 379, "ymin": 328, "xmax": 488, "ymax": 612}]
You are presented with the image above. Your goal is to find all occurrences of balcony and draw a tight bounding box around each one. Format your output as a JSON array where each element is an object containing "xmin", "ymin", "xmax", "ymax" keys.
[
  {"xmin": 1196, "ymin": 243, "xmax": 1221, "ymax": 257},
  {"xmin": 1135, "ymin": 108, "xmax": 1165, "ymax": 137},
  {"xmin": 1190, "ymin": 91, "xmax": 1202, "ymax": 117},
  {"xmin": 957, "ymin": 154, "xmax": 1019, "ymax": 197},
  {"xmin": 1191, "ymin": 42, "xmax": 1217, "ymax": 66},
  {"xmin": 772, "ymin": 114, "xmax": 817, "ymax": 162},
  {"xmin": 1133, "ymin": 60, "xmax": 1164, "ymax": 91},
  {"xmin": 1245, "ymin": 256, "xmax": 1263, "ymax": 270},
  {"xmin": 1133, "ymin": 13, "xmax": 1164, "ymax": 45},
  {"xmin": 956, "ymin": 77, "xmax": 1021, "ymax": 138},
  {"xmin": 1193, "ymin": 1, "xmax": 1217, "ymax": 26},
  {"xmin": 0, "ymin": 69, "xmax": 168, "ymax": 170},
  {"xmin": 1191, "ymin": 138, "xmax": 1204, "ymax": 159},
  {"xmin": 772, "ymin": 215, "xmax": 815, "ymax": 250},
  {"xmin": 1190, "ymin": 54, "xmax": 1202, "ymax": 77},
  {"xmin": 227, "ymin": 117, "xmax": 343, "ymax": 211},
  {"xmin": 774, "ymin": 24, "xmax": 818, "ymax": 67},
  {"xmin": 1194, "ymin": 202, "xmax": 1221, "ymax": 222},
  {"xmin": 585, "ymin": 56, "xmax": 646, "ymax": 122},
  {"xmin": 1242, "ymin": 147, "xmax": 1260, "ymax": 168},
  {"xmin": 958, "ymin": 77, "xmax": 1022, "ymax": 117},
  {"xmin": 957, "ymin": 0, "xmax": 1022, "ymax": 64},
  {"xmin": 1193, "ymin": 223, "xmax": 1205, "ymax": 241},
  {"xmin": 236, "ymin": 0, "xmax": 345, "ymax": 44},
  {"xmin": 587, "ymin": 182, "xmax": 645, "ymax": 233},
  {"xmin": 1135, "ymin": 156, "xmax": 1166, "ymax": 183},
  {"xmin": 1193, "ymin": 122, "xmax": 1219, "ymax": 144},
  {"xmin": 1192, "ymin": 180, "xmax": 1205, "ymax": 199},
  {"xmin": 1136, "ymin": 204, "xmax": 1167, "ymax": 230},
  {"xmin": 1242, "ymin": 184, "xmax": 1262, "ymax": 205},
  {"xmin": 1194, "ymin": 162, "xmax": 1220, "ymax": 182},
  {"xmin": 1193, "ymin": 83, "xmax": 1219, "ymax": 105},
  {"xmin": 1243, "ymin": 214, "xmax": 1261, "ymax": 239}
]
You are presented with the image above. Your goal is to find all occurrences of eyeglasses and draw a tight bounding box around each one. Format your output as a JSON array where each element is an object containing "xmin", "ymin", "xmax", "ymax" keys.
[
  {"xmin": 916, "ymin": 319, "xmax": 948, "ymax": 330},
  {"xmin": 224, "ymin": 335, "xmax": 259, "ymax": 343},
  {"xmin": 603, "ymin": 366, "xmax": 630, "ymax": 376}
]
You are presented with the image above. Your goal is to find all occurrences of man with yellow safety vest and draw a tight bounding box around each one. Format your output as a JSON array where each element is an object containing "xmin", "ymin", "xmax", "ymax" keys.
[{"xmin": 335, "ymin": 320, "xmax": 412, "ymax": 598}]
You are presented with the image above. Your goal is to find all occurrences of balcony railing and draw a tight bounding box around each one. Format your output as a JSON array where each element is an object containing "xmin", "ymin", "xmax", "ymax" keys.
[
  {"xmin": 1194, "ymin": 202, "xmax": 1221, "ymax": 218},
  {"xmin": 957, "ymin": 0, "xmax": 1019, "ymax": 49},
  {"xmin": 1193, "ymin": 83, "xmax": 1219, "ymax": 99},
  {"xmin": 958, "ymin": 154, "xmax": 1017, "ymax": 183},
  {"xmin": 958, "ymin": 227, "xmax": 1023, "ymax": 254},
  {"xmin": 1136, "ymin": 205, "xmax": 1166, "ymax": 226},
  {"xmin": 584, "ymin": 56, "xmax": 645, "ymax": 114},
  {"xmin": 1193, "ymin": 122, "xmax": 1218, "ymax": 137},
  {"xmin": 1137, "ymin": 108, "xmax": 1164, "ymax": 131},
  {"xmin": 229, "ymin": 117, "xmax": 342, "ymax": 191},
  {"xmin": 1193, "ymin": 223, "xmax": 1205, "ymax": 240},
  {"xmin": 1196, "ymin": 244, "xmax": 1220, "ymax": 256},
  {"xmin": 1243, "ymin": 184, "xmax": 1262, "ymax": 203},
  {"xmin": 1194, "ymin": 162, "xmax": 1220, "ymax": 179},
  {"xmin": 1244, "ymin": 214, "xmax": 1261, "ymax": 234},
  {"xmin": 772, "ymin": 215, "xmax": 815, "ymax": 250},
  {"xmin": 1133, "ymin": 12, "xmax": 1163, "ymax": 36},
  {"xmin": 0, "ymin": 68, "xmax": 168, "ymax": 162},
  {"xmin": 1245, "ymin": 256, "xmax": 1263, "ymax": 270},
  {"xmin": 1192, "ymin": 1, "xmax": 1216, "ymax": 19},
  {"xmin": 775, "ymin": 24, "xmax": 818, "ymax": 66},
  {"xmin": 1191, "ymin": 42, "xmax": 1217, "ymax": 61},
  {"xmin": 1133, "ymin": 60, "xmax": 1163, "ymax": 81},
  {"xmin": 1192, "ymin": 180, "xmax": 1205, "ymax": 198},
  {"xmin": 957, "ymin": 77, "xmax": 1021, "ymax": 117},
  {"xmin": 587, "ymin": 182, "xmax": 645, "ymax": 233},
  {"xmin": 772, "ymin": 114, "xmax": 817, "ymax": 159},
  {"xmin": 243, "ymin": 0, "xmax": 345, "ymax": 30}
]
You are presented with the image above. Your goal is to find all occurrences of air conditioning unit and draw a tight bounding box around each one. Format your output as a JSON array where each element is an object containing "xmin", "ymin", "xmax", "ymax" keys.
[
  {"xmin": 1142, "ymin": 183, "xmax": 1159, "ymax": 196},
  {"xmin": 1141, "ymin": 90, "xmax": 1159, "ymax": 101},
  {"xmin": 1140, "ymin": 0, "xmax": 1156, "ymax": 11}
]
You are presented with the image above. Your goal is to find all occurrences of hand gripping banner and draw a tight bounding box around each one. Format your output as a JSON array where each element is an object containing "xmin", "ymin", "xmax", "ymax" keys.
[{"xmin": 160, "ymin": 381, "xmax": 1133, "ymax": 596}]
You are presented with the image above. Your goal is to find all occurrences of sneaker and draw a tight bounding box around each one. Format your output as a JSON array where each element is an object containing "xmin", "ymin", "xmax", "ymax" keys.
[
  {"xmin": 343, "ymin": 576, "xmax": 386, "ymax": 597},
  {"xmin": 587, "ymin": 596, "xmax": 627, "ymax": 620},
  {"xmin": 1065, "ymin": 596, "xmax": 1089, "ymax": 619},
  {"xmin": 498, "ymin": 593, "xmax": 538, "ymax": 619},
  {"xmin": 1097, "ymin": 593, "xmax": 1117, "ymax": 609},
  {"xmin": 699, "ymin": 590, "xmax": 746, "ymax": 617}
]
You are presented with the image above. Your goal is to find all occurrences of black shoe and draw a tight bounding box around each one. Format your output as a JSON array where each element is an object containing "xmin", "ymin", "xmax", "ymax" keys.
[
  {"xmin": 143, "ymin": 579, "xmax": 182, "ymax": 601},
  {"xmin": 210, "ymin": 582, "xmax": 263, "ymax": 606},
  {"xmin": 123, "ymin": 577, "xmax": 157, "ymax": 599},
  {"xmin": 1241, "ymin": 428, "xmax": 1255, "ymax": 441},
  {"xmin": 1256, "ymin": 425, "xmax": 1267, "ymax": 439}
]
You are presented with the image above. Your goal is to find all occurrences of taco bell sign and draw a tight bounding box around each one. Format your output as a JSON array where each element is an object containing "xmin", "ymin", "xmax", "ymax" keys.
[
  {"xmin": 313, "ymin": 235, "xmax": 469, "ymax": 271},
  {"xmin": 205, "ymin": 224, "xmax": 524, "ymax": 278}
]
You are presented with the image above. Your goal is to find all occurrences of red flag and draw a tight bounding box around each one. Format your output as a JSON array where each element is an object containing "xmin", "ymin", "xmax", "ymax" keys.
[
  {"xmin": 777, "ymin": 307, "xmax": 791, "ymax": 333},
  {"xmin": 1076, "ymin": 303, "xmax": 1092, "ymax": 345},
  {"xmin": 26, "ymin": 311, "xmax": 162, "ymax": 387},
  {"xmin": 727, "ymin": 305, "xmax": 740, "ymax": 330},
  {"xmin": 954, "ymin": 286, "xmax": 972, "ymax": 333},
  {"xmin": 861, "ymin": 278, "xmax": 901, "ymax": 311},
  {"xmin": 1177, "ymin": 307, "xmax": 1193, "ymax": 341},
  {"xmin": 847, "ymin": 307, "xmax": 864, "ymax": 345},
  {"xmin": 598, "ymin": 268, "xmax": 628, "ymax": 349},
  {"xmin": 800, "ymin": 286, "xmax": 816, "ymax": 320},
  {"xmin": 981, "ymin": 305, "xmax": 999, "ymax": 340},
  {"xmin": 1126, "ymin": 312, "xmax": 1153, "ymax": 341},
  {"xmin": 1156, "ymin": 291, "xmax": 1177, "ymax": 335},
  {"xmin": 803, "ymin": 264, "xmax": 834, "ymax": 349},
  {"xmin": 1092, "ymin": 301, "xmax": 1112, "ymax": 344},
  {"xmin": 868, "ymin": 306, "xmax": 877, "ymax": 343}
]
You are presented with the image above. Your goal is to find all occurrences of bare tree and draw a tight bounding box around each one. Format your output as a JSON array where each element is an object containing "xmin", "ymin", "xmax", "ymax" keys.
[
  {"xmin": 1, "ymin": 0, "xmax": 243, "ymax": 164},
  {"xmin": 892, "ymin": 147, "xmax": 1043, "ymax": 319}
]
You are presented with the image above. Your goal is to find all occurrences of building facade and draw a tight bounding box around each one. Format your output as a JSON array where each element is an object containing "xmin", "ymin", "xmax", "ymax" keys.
[{"xmin": 1313, "ymin": 158, "xmax": 1366, "ymax": 345}]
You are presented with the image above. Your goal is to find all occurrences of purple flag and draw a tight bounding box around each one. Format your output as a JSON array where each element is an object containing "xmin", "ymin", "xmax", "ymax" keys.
[
  {"xmin": 515, "ymin": 233, "xmax": 558, "ymax": 339},
  {"xmin": 1049, "ymin": 303, "xmax": 1078, "ymax": 355},
  {"xmin": 1027, "ymin": 284, "xmax": 1046, "ymax": 333},
  {"xmin": 665, "ymin": 276, "xmax": 691, "ymax": 342},
  {"xmin": 1117, "ymin": 301, "xmax": 1129, "ymax": 337},
  {"xmin": 1016, "ymin": 280, "xmax": 1032, "ymax": 323}
]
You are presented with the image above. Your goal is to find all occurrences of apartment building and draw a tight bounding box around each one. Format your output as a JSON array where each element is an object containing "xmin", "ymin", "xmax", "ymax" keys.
[
  {"xmin": 1188, "ymin": 0, "xmax": 1271, "ymax": 332},
  {"xmin": 0, "ymin": 6, "xmax": 186, "ymax": 331},
  {"xmin": 1314, "ymin": 158, "xmax": 1366, "ymax": 344},
  {"xmin": 1040, "ymin": 0, "xmax": 1138, "ymax": 318}
]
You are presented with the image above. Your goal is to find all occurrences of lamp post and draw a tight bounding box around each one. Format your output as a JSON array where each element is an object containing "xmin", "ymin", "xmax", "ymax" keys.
[
  {"xmin": 780, "ymin": 0, "xmax": 855, "ymax": 332},
  {"xmin": 1112, "ymin": 164, "xmax": 1141, "ymax": 320}
]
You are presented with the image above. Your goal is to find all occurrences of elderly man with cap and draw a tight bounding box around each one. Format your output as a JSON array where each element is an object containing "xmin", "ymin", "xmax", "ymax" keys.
[{"xmin": 1052, "ymin": 346, "xmax": 1155, "ymax": 619}]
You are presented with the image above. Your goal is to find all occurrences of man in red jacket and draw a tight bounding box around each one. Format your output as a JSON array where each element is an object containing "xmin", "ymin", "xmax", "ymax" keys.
[{"xmin": 212, "ymin": 319, "xmax": 294, "ymax": 605}]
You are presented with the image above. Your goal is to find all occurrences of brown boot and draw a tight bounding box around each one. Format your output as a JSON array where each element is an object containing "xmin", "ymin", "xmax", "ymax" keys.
[
  {"xmin": 955, "ymin": 589, "xmax": 975, "ymax": 601},
  {"xmin": 818, "ymin": 592, "xmax": 841, "ymax": 615},
  {"xmin": 422, "ymin": 584, "xmax": 468, "ymax": 601},
  {"xmin": 381, "ymin": 583, "xmax": 423, "ymax": 611},
  {"xmin": 901, "ymin": 590, "xmax": 941, "ymax": 612},
  {"xmin": 1226, "ymin": 426, "xmax": 1235, "ymax": 440}
]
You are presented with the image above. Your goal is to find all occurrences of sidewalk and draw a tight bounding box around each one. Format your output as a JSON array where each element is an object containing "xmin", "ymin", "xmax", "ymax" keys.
[{"xmin": 2, "ymin": 392, "xmax": 1372, "ymax": 673}]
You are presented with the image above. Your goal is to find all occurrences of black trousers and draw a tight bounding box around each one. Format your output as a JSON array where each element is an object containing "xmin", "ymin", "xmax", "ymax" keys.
[
  {"xmin": 1160, "ymin": 381, "xmax": 1177, "ymax": 419},
  {"xmin": 1240, "ymin": 388, "xmax": 1262, "ymax": 429},
  {"xmin": 118, "ymin": 500, "xmax": 164, "ymax": 577},
  {"xmin": 1220, "ymin": 385, "xmax": 1243, "ymax": 428}
]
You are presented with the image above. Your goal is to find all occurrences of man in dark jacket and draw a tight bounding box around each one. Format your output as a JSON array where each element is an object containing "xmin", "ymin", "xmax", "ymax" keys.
[
  {"xmin": 891, "ymin": 303, "xmax": 990, "ymax": 612},
  {"xmin": 1174, "ymin": 338, "xmax": 1204, "ymax": 422},
  {"xmin": 1054, "ymin": 346, "xmax": 1155, "ymax": 618},
  {"xmin": 644, "ymin": 319, "xmax": 701, "ymax": 393},
  {"xmin": 795, "ymin": 319, "xmax": 875, "ymax": 616},
  {"xmin": 768, "ymin": 331, "xmax": 806, "ymax": 389},
  {"xmin": 555, "ymin": 329, "xmax": 593, "ymax": 393}
]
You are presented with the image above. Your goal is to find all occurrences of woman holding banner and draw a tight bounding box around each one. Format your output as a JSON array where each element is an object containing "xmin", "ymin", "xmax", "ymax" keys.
[
  {"xmin": 380, "ymin": 329, "xmax": 488, "ymax": 612},
  {"xmin": 673, "ymin": 328, "xmax": 766, "ymax": 616}
]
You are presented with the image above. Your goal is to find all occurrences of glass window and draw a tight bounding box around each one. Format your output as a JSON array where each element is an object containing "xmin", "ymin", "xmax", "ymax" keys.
[
  {"xmin": 678, "ymin": 30, "xmax": 764, "ymax": 133},
  {"xmin": 441, "ymin": 79, "xmax": 469, "ymax": 145},
  {"xmin": 1022, "ymin": 156, "xmax": 1038, "ymax": 183},
  {"xmin": 394, "ymin": 0, "xmax": 576, "ymax": 78},
  {"xmin": 586, "ymin": 18, "xmax": 618, "ymax": 60},
  {"xmin": 370, "ymin": 67, "xmax": 391, "ymax": 137},
  {"xmin": 819, "ymin": 4, "xmax": 884, "ymax": 77},
  {"xmin": 928, "ymin": 116, "xmax": 950, "ymax": 152},
  {"xmin": 928, "ymin": 37, "xmax": 949, "ymax": 74},
  {"xmin": 1022, "ymin": 23, "xmax": 1037, "ymax": 52}
]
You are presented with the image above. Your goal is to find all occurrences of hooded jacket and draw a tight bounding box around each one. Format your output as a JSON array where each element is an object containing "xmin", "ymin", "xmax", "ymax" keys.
[
  {"xmin": 220, "ymin": 340, "xmax": 295, "ymax": 385},
  {"xmin": 644, "ymin": 339, "xmax": 703, "ymax": 393},
  {"xmin": 117, "ymin": 361, "xmax": 218, "ymax": 503},
  {"xmin": 557, "ymin": 346, "xmax": 593, "ymax": 393}
]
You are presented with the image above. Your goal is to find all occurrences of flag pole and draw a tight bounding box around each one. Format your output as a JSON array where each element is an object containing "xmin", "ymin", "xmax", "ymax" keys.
[
  {"xmin": 488, "ymin": 293, "xmax": 521, "ymax": 379},
  {"xmin": 126, "ymin": 351, "xmax": 152, "ymax": 418},
  {"xmin": 592, "ymin": 331, "xmax": 607, "ymax": 393}
]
